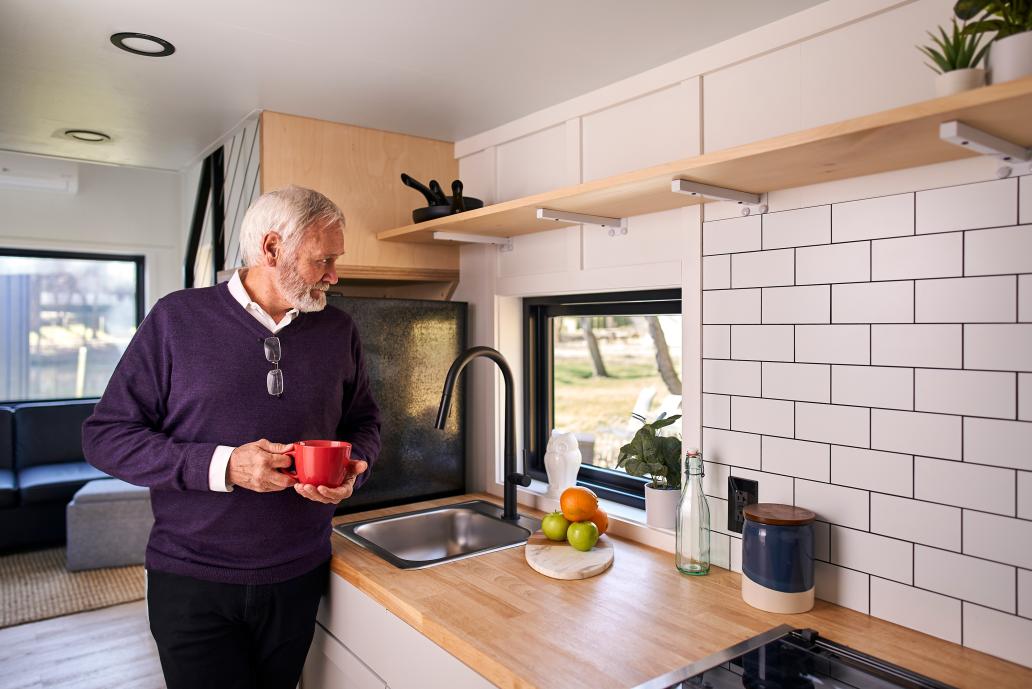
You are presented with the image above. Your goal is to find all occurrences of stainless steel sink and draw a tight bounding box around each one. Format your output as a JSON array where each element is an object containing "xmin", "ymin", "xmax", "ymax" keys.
[{"xmin": 334, "ymin": 500, "xmax": 540, "ymax": 569}]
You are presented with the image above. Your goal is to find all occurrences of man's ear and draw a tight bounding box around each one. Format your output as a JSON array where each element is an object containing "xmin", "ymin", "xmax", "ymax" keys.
[{"xmin": 261, "ymin": 231, "xmax": 281, "ymax": 267}]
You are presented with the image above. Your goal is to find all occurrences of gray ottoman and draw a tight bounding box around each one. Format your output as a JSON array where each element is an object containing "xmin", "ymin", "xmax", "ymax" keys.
[{"xmin": 66, "ymin": 478, "xmax": 153, "ymax": 571}]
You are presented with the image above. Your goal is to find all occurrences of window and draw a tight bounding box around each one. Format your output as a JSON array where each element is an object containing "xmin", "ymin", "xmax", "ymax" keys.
[
  {"xmin": 524, "ymin": 290, "xmax": 682, "ymax": 508},
  {"xmin": 0, "ymin": 249, "xmax": 144, "ymax": 403}
]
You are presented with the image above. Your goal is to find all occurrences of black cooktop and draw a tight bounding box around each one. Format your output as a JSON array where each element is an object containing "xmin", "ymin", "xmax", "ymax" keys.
[{"xmin": 633, "ymin": 626, "xmax": 957, "ymax": 689}]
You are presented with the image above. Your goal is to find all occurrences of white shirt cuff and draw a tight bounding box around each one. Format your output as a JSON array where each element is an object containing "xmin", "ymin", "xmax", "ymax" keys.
[{"xmin": 209, "ymin": 445, "xmax": 236, "ymax": 492}]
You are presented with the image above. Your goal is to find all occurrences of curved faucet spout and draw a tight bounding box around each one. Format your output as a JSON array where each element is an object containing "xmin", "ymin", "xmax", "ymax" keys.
[{"xmin": 435, "ymin": 346, "xmax": 530, "ymax": 521}]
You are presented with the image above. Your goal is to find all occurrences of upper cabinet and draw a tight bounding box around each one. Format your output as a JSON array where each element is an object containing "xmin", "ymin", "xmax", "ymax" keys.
[{"xmin": 259, "ymin": 111, "xmax": 460, "ymax": 282}]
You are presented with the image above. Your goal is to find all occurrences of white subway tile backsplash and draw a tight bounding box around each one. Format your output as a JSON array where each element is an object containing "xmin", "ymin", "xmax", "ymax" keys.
[
  {"xmin": 915, "ymin": 456, "xmax": 1015, "ymax": 515},
  {"xmin": 916, "ymin": 178, "xmax": 1017, "ymax": 234},
  {"xmin": 796, "ymin": 325, "xmax": 870, "ymax": 364},
  {"xmin": 872, "ymin": 233, "xmax": 962, "ymax": 280},
  {"xmin": 731, "ymin": 325, "xmax": 793, "ymax": 362},
  {"xmin": 762, "ymin": 436, "xmax": 829, "ymax": 481},
  {"xmin": 965, "ymin": 324, "xmax": 1032, "ymax": 372},
  {"xmin": 832, "ymin": 527, "xmax": 912, "ymax": 583},
  {"xmin": 871, "ymin": 325, "xmax": 962, "ymax": 368},
  {"xmin": 731, "ymin": 249, "xmax": 794, "ymax": 288},
  {"xmin": 871, "ymin": 409, "xmax": 961, "ymax": 459},
  {"xmin": 730, "ymin": 536, "xmax": 743, "ymax": 573},
  {"xmin": 703, "ymin": 461, "xmax": 730, "ymax": 499},
  {"xmin": 832, "ymin": 365, "xmax": 913, "ymax": 410},
  {"xmin": 702, "ymin": 325, "xmax": 731, "ymax": 359},
  {"xmin": 762, "ymin": 285, "xmax": 830, "ymax": 324},
  {"xmin": 702, "ymin": 255, "xmax": 730, "ymax": 290},
  {"xmin": 964, "ymin": 512, "xmax": 1032, "ymax": 569},
  {"xmin": 815, "ymin": 561, "xmax": 869, "ymax": 613},
  {"xmin": 832, "ymin": 193, "xmax": 914, "ymax": 242},
  {"xmin": 915, "ymin": 369, "xmax": 1016, "ymax": 419},
  {"xmin": 965, "ymin": 225, "xmax": 1032, "ymax": 276},
  {"xmin": 832, "ymin": 446, "xmax": 912, "ymax": 497},
  {"xmin": 1021, "ymin": 275, "xmax": 1031, "ymax": 323},
  {"xmin": 763, "ymin": 205, "xmax": 830, "ymax": 249},
  {"xmin": 1022, "ymin": 175, "xmax": 1032, "ymax": 225},
  {"xmin": 711, "ymin": 532, "xmax": 731, "ymax": 570},
  {"xmin": 1019, "ymin": 472, "xmax": 1031, "ymax": 521},
  {"xmin": 916, "ymin": 546, "xmax": 1016, "ymax": 612},
  {"xmin": 1022, "ymin": 374, "xmax": 1032, "ymax": 422},
  {"xmin": 796, "ymin": 403, "xmax": 869, "ymax": 448},
  {"xmin": 833, "ymin": 281, "xmax": 913, "ymax": 323},
  {"xmin": 796, "ymin": 242, "xmax": 870, "ymax": 285},
  {"xmin": 871, "ymin": 578, "xmax": 961, "ymax": 644},
  {"xmin": 703, "ymin": 289, "xmax": 761, "ymax": 324},
  {"xmin": 963, "ymin": 603, "xmax": 1032, "ymax": 668},
  {"xmin": 702, "ymin": 359, "xmax": 760, "ymax": 396},
  {"xmin": 797, "ymin": 482, "xmax": 869, "ymax": 530},
  {"xmin": 916, "ymin": 276, "xmax": 1017, "ymax": 323},
  {"xmin": 703, "ymin": 215, "xmax": 761, "ymax": 255},
  {"xmin": 730, "ymin": 466, "xmax": 794, "ymax": 505},
  {"xmin": 1020, "ymin": 569, "xmax": 1032, "ymax": 619},
  {"xmin": 731, "ymin": 396, "xmax": 793, "ymax": 437},
  {"xmin": 814, "ymin": 520, "xmax": 830, "ymax": 562},
  {"xmin": 871, "ymin": 494, "xmax": 960, "ymax": 551},
  {"xmin": 762, "ymin": 363, "xmax": 830, "ymax": 403},
  {"xmin": 702, "ymin": 394, "xmax": 731, "ymax": 430},
  {"xmin": 702, "ymin": 428, "xmax": 761, "ymax": 470},
  {"xmin": 964, "ymin": 418, "xmax": 1032, "ymax": 471}
]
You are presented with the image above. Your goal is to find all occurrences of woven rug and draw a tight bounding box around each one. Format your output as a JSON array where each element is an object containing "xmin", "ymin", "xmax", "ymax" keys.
[{"xmin": 0, "ymin": 547, "xmax": 145, "ymax": 629}]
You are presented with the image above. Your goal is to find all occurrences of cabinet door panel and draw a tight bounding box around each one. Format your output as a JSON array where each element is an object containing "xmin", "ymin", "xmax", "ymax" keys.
[{"xmin": 302, "ymin": 623, "xmax": 387, "ymax": 689}]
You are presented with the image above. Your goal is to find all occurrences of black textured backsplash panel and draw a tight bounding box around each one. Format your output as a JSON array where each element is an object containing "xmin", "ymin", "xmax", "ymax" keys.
[{"xmin": 326, "ymin": 295, "xmax": 466, "ymax": 513}]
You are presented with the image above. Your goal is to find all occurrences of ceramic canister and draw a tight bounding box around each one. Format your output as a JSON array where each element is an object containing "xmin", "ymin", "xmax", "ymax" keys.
[{"xmin": 741, "ymin": 503, "xmax": 816, "ymax": 614}]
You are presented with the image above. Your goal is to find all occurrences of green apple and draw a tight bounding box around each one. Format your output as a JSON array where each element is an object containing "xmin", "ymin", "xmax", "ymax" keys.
[
  {"xmin": 567, "ymin": 521, "xmax": 600, "ymax": 552},
  {"xmin": 541, "ymin": 511, "xmax": 570, "ymax": 541}
]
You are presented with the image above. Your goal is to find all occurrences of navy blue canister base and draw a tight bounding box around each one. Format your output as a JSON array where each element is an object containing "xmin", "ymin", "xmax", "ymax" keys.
[{"xmin": 740, "ymin": 504, "xmax": 816, "ymax": 614}]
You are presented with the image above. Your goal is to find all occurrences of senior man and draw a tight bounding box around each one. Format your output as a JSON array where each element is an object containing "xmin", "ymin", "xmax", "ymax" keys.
[{"xmin": 82, "ymin": 185, "xmax": 381, "ymax": 689}]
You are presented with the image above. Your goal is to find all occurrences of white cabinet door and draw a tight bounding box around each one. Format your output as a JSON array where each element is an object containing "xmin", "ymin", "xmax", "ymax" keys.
[{"xmin": 301, "ymin": 623, "xmax": 387, "ymax": 689}]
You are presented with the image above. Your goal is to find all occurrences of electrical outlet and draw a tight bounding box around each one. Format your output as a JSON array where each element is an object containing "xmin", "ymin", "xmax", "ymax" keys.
[{"xmin": 727, "ymin": 476, "xmax": 758, "ymax": 534}]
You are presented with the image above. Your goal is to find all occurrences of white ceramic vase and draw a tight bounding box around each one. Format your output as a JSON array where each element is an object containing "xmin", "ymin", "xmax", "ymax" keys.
[
  {"xmin": 988, "ymin": 31, "xmax": 1032, "ymax": 85},
  {"xmin": 544, "ymin": 430, "xmax": 582, "ymax": 499},
  {"xmin": 934, "ymin": 68, "xmax": 986, "ymax": 97},
  {"xmin": 645, "ymin": 483, "xmax": 679, "ymax": 530}
]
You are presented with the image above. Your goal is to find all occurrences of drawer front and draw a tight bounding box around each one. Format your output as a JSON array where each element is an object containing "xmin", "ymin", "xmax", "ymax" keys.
[{"xmin": 302, "ymin": 623, "xmax": 387, "ymax": 689}]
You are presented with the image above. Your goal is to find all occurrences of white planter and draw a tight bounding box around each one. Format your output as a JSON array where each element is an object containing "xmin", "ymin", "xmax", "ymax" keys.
[
  {"xmin": 935, "ymin": 68, "xmax": 986, "ymax": 97},
  {"xmin": 645, "ymin": 484, "xmax": 679, "ymax": 530},
  {"xmin": 988, "ymin": 31, "xmax": 1032, "ymax": 85}
]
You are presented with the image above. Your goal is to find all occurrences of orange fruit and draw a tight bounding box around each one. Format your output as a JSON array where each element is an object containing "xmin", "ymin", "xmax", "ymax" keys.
[
  {"xmin": 560, "ymin": 486, "xmax": 598, "ymax": 522},
  {"xmin": 589, "ymin": 507, "xmax": 609, "ymax": 536}
]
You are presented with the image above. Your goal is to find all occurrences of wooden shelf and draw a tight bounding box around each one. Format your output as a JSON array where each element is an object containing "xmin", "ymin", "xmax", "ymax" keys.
[{"xmin": 377, "ymin": 77, "xmax": 1032, "ymax": 244}]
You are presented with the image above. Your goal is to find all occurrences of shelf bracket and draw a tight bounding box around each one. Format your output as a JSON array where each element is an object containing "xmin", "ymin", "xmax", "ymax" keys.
[
  {"xmin": 940, "ymin": 120, "xmax": 1032, "ymax": 179},
  {"xmin": 432, "ymin": 231, "xmax": 513, "ymax": 252},
  {"xmin": 536, "ymin": 208, "xmax": 627, "ymax": 232},
  {"xmin": 671, "ymin": 179, "xmax": 767, "ymax": 215}
]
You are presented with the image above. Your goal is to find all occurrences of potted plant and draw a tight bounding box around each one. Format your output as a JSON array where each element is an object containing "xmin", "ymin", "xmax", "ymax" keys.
[
  {"xmin": 955, "ymin": 0, "xmax": 1032, "ymax": 84},
  {"xmin": 917, "ymin": 19, "xmax": 990, "ymax": 96},
  {"xmin": 616, "ymin": 414, "xmax": 682, "ymax": 529}
]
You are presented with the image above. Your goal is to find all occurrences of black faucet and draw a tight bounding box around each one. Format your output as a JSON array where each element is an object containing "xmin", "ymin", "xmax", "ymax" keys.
[{"xmin": 435, "ymin": 346, "xmax": 532, "ymax": 521}]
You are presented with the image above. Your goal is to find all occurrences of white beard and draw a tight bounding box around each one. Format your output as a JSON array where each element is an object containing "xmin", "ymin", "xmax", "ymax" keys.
[{"xmin": 277, "ymin": 260, "xmax": 329, "ymax": 312}]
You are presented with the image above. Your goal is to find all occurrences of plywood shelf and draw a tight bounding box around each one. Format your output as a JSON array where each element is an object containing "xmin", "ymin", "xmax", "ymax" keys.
[{"xmin": 377, "ymin": 76, "xmax": 1032, "ymax": 244}]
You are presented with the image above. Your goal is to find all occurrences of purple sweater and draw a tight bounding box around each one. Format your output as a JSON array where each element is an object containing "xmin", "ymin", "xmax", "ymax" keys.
[{"xmin": 82, "ymin": 282, "xmax": 381, "ymax": 584}]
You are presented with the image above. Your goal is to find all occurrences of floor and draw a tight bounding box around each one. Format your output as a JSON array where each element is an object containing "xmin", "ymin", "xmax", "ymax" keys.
[{"xmin": 0, "ymin": 600, "xmax": 165, "ymax": 689}]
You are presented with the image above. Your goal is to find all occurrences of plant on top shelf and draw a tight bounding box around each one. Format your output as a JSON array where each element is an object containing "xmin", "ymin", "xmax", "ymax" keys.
[
  {"xmin": 954, "ymin": 0, "xmax": 1032, "ymax": 84},
  {"xmin": 918, "ymin": 19, "xmax": 991, "ymax": 96},
  {"xmin": 617, "ymin": 414, "xmax": 682, "ymax": 529}
]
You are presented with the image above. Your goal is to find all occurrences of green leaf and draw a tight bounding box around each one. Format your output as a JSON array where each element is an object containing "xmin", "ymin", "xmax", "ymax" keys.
[{"xmin": 955, "ymin": 0, "xmax": 992, "ymax": 20}]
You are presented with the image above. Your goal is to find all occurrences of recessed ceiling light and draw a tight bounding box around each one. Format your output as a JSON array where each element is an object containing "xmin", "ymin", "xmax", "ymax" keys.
[
  {"xmin": 64, "ymin": 129, "xmax": 111, "ymax": 143},
  {"xmin": 110, "ymin": 32, "xmax": 175, "ymax": 57}
]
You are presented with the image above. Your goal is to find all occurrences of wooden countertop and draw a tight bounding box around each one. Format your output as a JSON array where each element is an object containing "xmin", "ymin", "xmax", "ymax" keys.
[{"xmin": 330, "ymin": 493, "xmax": 1030, "ymax": 689}]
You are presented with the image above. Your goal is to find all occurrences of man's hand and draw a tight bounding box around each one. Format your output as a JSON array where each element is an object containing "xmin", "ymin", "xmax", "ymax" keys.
[
  {"xmin": 294, "ymin": 459, "xmax": 368, "ymax": 505},
  {"xmin": 227, "ymin": 439, "xmax": 297, "ymax": 492}
]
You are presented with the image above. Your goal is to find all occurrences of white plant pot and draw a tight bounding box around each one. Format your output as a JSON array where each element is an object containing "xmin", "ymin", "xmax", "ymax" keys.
[
  {"xmin": 988, "ymin": 31, "xmax": 1032, "ymax": 85},
  {"xmin": 645, "ymin": 484, "xmax": 679, "ymax": 530},
  {"xmin": 935, "ymin": 68, "xmax": 986, "ymax": 97}
]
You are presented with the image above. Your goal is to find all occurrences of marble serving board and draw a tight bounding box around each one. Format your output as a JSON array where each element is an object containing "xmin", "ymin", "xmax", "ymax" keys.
[{"xmin": 524, "ymin": 531, "xmax": 614, "ymax": 580}]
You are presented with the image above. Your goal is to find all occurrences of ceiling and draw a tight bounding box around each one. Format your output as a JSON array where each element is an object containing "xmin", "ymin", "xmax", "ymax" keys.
[{"xmin": 1, "ymin": 0, "xmax": 824, "ymax": 171}]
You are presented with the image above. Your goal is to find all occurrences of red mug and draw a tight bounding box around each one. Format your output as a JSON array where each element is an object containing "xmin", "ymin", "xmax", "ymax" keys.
[{"xmin": 282, "ymin": 440, "xmax": 352, "ymax": 487}]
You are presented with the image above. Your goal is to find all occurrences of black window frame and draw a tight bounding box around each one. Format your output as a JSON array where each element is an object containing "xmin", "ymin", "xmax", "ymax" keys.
[
  {"xmin": 523, "ymin": 289, "xmax": 682, "ymax": 510},
  {"xmin": 0, "ymin": 247, "xmax": 145, "ymax": 405}
]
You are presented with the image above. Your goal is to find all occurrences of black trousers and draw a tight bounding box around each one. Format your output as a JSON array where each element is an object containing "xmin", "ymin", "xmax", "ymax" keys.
[{"xmin": 147, "ymin": 560, "xmax": 329, "ymax": 689}]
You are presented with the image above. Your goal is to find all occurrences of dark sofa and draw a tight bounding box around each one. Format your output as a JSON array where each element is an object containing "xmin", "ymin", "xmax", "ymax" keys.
[{"xmin": 0, "ymin": 400, "xmax": 108, "ymax": 552}]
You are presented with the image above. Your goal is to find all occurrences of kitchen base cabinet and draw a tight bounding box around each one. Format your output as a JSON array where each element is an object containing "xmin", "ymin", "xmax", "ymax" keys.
[
  {"xmin": 302, "ymin": 623, "xmax": 387, "ymax": 689},
  {"xmin": 310, "ymin": 572, "xmax": 496, "ymax": 689}
]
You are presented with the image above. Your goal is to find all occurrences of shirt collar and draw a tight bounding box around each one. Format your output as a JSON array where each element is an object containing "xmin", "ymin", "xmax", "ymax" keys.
[{"xmin": 227, "ymin": 269, "xmax": 300, "ymax": 320}]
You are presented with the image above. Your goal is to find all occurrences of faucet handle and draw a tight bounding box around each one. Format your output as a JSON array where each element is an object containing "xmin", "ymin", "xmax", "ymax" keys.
[{"xmin": 507, "ymin": 472, "xmax": 532, "ymax": 487}]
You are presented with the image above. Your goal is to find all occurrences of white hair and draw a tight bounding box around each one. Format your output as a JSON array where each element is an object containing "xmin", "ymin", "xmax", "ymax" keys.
[{"xmin": 238, "ymin": 185, "xmax": 345, "ymax": 267}]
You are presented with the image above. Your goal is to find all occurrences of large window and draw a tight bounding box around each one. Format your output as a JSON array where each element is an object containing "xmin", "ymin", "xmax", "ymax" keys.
[
  {"xmin": 0, "ymin": 249, "xmax": 144, "ymax": 403},
  {"xmin": 524, "ymin": 290, "xmax": 682, "ymax": 508}
]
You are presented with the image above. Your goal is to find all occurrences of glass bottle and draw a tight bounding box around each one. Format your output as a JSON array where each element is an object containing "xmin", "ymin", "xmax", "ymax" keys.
[{"xmin": 676, "ymin": 449, "xmax": 710, "ymax": 575}]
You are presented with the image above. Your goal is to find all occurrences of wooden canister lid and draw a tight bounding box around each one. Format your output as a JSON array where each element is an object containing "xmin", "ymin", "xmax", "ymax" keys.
[{"xmin": 744, "ymin": 503, "xmax": 816, "ymax": 526}]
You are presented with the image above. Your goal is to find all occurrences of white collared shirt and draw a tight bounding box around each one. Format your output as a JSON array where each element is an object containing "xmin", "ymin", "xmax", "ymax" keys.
[{"xmin": 208, "ymin": 269, "xmax": 300, "ymax": 491}]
